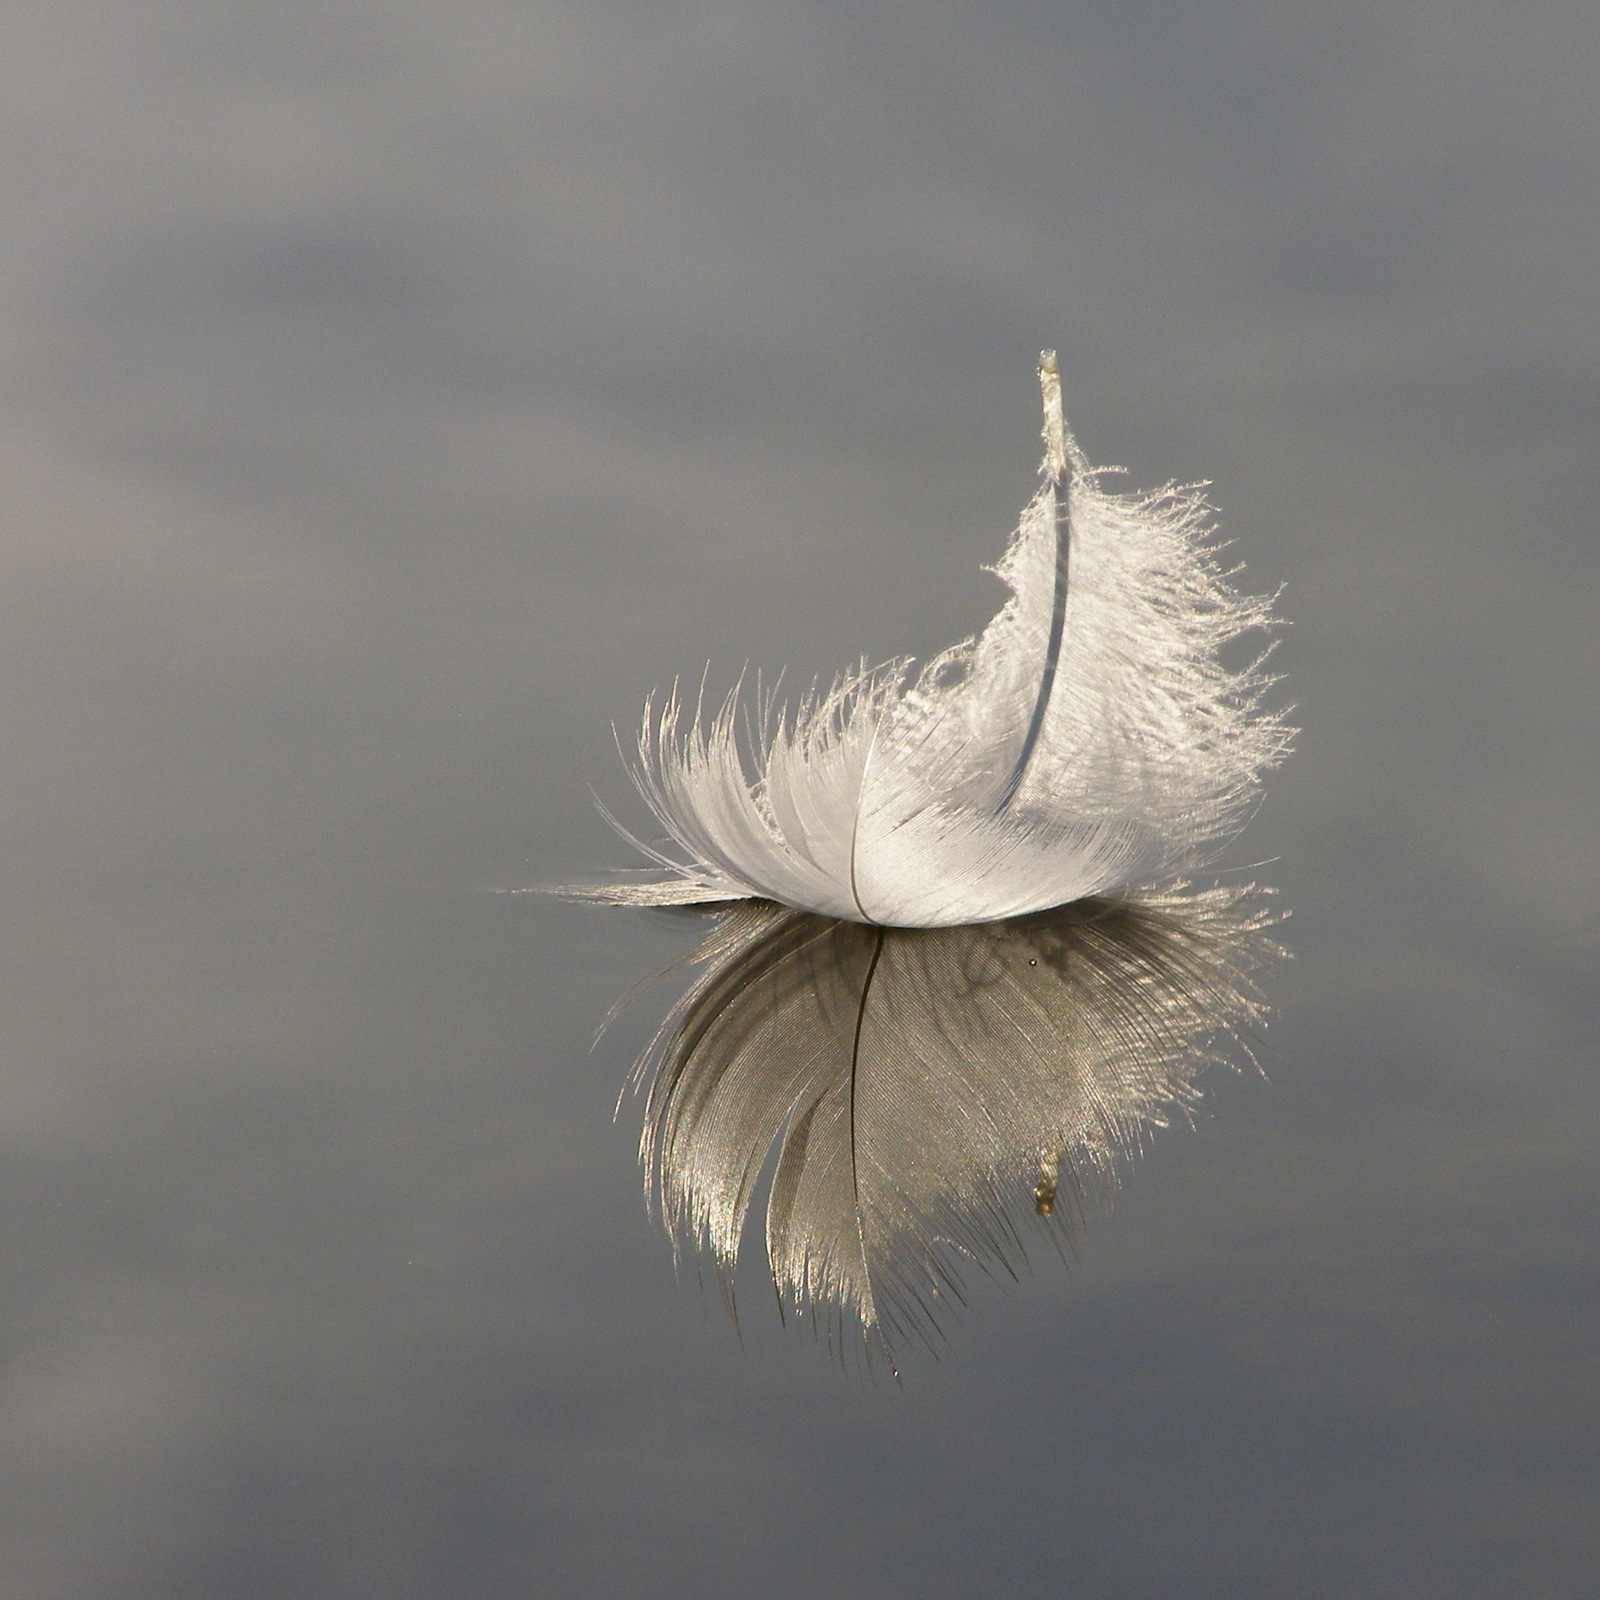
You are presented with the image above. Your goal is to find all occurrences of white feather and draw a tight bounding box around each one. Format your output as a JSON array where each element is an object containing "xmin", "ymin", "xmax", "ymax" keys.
[{"xmin": 571, "ymin": 354, "xmax": 1290, "ymax": 926}]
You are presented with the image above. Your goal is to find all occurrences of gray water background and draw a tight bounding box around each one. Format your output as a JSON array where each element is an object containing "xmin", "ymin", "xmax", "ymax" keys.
[{"xmin": 2, "ymin": 3, "xmax": 1597, "ymax": 1595}]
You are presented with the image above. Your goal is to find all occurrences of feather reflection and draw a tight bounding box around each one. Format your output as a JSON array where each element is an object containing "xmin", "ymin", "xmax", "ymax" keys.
[{"xmin": 628, "ymin": 884, "xmax": 1281, "ymax": 1354}]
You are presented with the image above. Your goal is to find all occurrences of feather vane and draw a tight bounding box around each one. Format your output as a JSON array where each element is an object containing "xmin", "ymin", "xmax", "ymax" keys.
[{"xmin": 571, "ymin": 354, "xmax": 1289, "ymax": 926}]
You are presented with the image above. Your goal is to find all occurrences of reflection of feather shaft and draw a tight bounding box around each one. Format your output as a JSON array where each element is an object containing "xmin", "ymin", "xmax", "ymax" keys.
[{"xmin": 637, "ymin": 885, "xmax": 1280, "ymax": 1351}]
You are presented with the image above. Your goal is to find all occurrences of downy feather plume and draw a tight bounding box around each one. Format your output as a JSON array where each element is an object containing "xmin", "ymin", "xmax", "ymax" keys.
[
  {"xmin": 565, "ymin": 354, "xmax": 1291, "ymax": 1352},
  {"xmin": 569, "ymin": 353, "xmax": 1290, "ymax": 926}
]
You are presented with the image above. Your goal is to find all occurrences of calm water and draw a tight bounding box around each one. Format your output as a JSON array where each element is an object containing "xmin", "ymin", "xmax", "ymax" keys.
[{"xmin": 2, "ymin": 4, "xmax": 1596, "ymax": 1595}]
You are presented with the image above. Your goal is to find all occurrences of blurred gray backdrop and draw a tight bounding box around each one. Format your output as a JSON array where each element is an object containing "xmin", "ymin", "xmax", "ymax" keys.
[{"xmin": 2, "ymin": 2, "xmax": 1596, "ymax": 1596}]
